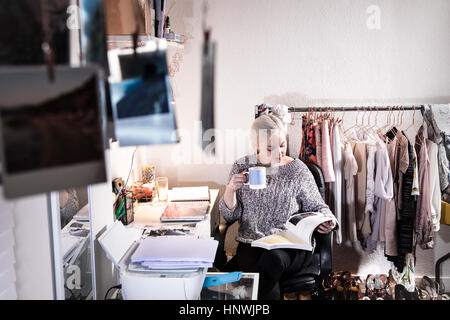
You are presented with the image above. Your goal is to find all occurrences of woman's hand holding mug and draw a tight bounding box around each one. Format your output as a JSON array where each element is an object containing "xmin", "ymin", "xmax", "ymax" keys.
[
  {"xmin": 223, "ymin": 170, "xmax": 248, "ymax": 210},
  {"xmin": 227, "ymin": 170, "xmax": 248, "ymax": 192}
]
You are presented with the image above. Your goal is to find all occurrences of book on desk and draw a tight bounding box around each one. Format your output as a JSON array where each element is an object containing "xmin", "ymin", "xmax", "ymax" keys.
[{"xmin": 168, "ymin": 186, "xmax": 210, "ymax": 202}]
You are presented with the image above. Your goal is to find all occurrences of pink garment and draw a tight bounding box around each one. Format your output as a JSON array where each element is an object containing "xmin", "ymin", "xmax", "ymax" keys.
[
  {"xmin": 351, "ymin": 141, "xmax": 367, "ymax": 233},
  {"xmin": 321, "ymin": 120, "xmax": 335, "ymax": 183},
  {"xmin": 343, "ymin": 142, "xmax": 358, "ymax": 242}
]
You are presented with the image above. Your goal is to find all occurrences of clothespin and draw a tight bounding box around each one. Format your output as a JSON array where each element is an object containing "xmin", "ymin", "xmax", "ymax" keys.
[
  {"xmin": 41, "ymin": 42, "xmax": 55, "ymax": 82},
  {"xmin": 40, "ymin": 0, "xmax": 55, "ymax": 82}
]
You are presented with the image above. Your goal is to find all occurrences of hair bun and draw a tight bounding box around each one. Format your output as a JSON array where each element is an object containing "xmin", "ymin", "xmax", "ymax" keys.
[{"xmin": 271, "ymin": 105, "xmax": 291, "ymax": 124}]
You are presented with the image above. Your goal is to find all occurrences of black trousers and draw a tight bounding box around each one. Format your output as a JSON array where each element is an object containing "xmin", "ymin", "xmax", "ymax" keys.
[{"xmin": 235, "ymin": 242, "xmax": 313, "ymax": 300}]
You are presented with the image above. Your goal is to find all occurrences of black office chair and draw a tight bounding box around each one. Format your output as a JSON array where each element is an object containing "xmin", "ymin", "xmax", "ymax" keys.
[{"xmin": 213, "ymin": 162, "xmax": 333, "ymax": 298}]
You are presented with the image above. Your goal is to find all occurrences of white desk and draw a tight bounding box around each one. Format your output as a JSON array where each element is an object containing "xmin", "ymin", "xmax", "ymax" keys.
[
  {"xmin": 102, "ymin": 189, "xmax": 220, "ymax": 300},
  {"xmin": 128, "ymin": 189, "xmax": 219, "ymax": 238}
]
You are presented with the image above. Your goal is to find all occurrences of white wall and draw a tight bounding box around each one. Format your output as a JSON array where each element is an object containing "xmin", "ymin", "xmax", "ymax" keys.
[
  {"xmin": 3, "ymin": 191, "xmax": 54, "ymax": 300},
  {"xmin": 109, "ymin": 0, "xmax": 450, "ymax": 283}
]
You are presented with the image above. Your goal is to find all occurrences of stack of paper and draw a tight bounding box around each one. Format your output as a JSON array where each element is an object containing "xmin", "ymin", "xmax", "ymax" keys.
[
  {"xmin": 130, "ymin": 236, "xmax": 218, "ymax": 271},
  {"xmin": 168, "ymin": 186, "xmax": 210, "ymax": 202}
]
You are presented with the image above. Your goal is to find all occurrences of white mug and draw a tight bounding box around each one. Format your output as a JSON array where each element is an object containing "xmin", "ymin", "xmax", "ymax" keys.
[{"xmin": 244, "ymin": 167, "xmax": 267, "ymax": 189}]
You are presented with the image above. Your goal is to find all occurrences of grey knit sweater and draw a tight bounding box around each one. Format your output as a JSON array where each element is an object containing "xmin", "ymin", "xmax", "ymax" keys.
[{"xmin": 219, "ymin": 155, "xmax": 333, "ymax": 243}]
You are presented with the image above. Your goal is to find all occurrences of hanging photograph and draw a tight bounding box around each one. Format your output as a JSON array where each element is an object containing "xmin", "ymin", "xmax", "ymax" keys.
[
  {"xmin": 108, "ymin": 48, "xmax": 179, "ymax": 147},
  {"xmin": 0, "ymin": 66, "xmax": 107, "ymax": 199}
]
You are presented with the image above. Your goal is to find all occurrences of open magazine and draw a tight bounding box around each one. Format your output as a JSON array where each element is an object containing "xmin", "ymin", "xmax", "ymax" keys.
[
  {"xmin": 160, "ymin": 202, "xmax": 210, "ymax": 222},
  {"xmin": 251, "ymin": 212, "xmax": 337, "ymax": 251}
]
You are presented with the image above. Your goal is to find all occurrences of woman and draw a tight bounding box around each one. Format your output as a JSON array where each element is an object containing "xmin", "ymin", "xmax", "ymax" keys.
[{"xmin": 219, "ymin": 113, "xmax": 337, "ymax": 300}]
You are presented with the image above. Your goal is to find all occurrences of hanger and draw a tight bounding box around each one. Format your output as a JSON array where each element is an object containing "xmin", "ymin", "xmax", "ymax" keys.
[
  {"xmin": 315, "ymin": 107, "xmax": 320, "ymax": 122},
  {"xmin": 356, "ymin": 106, "xmax": 366, "ymax": 132},
  {"xmin": 340, "ymin": 106, "xmax": 345, "ymax": 123},
  {"xmin": 307, "ymin": 107, "xmax": 312, "ymax": 122},
  {"xmin": 363, "ymin": 107, "xmax": 377, "ymax": 140},
  {"xmin": 398, "ymin": 106, "xmax": 405, "ymax": 130},
  {"xmin": 386, "ymin": 106, "xmax": 401, "ymax": 138},
  {"xmin": 290, "ymin": 110, "xmax": 296, "ymax": 126},
  {"xmin": 376, "ymin": 106, "xmax": 390, "ymax": 135},
  {"xmin": 370, "ymin": 106, "xmax": 379, "ymax": 131},
  {"xmin": 345, "ymin": 106, "xmax": 358, "ymax": 131},
  {"xmin": 368, "ymin": 107, "xmax": 378, "ymax": 131},
  {"xmin": 404, "ymin": 105, "xmax": 416, "ymax": 134},
  {"xmin": 360, "ymin": 106, "xmax": 376, "ymax": 140},
  {"xmin": 326, "ymin": 106, "xmax": 331, "ymax": 121}
]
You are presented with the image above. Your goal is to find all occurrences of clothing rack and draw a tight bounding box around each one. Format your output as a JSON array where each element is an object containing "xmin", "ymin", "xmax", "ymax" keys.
[
  {"xmin": 255, "ymin": 104, "xmax": 426, "ymax": 119},
  {"xmin": 288, "ymin": 105, "xmax": 424, "ymax": 113}
]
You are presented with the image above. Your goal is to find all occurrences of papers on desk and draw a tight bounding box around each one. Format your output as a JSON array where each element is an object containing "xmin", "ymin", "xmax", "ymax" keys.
[
  {"xmin": 60, "ymin": 235, "xmax": 82, "ymax": 261},
  {"xmin": 169, "ymin": 186, "xmax": 210, "ymax": 202},
  {"xmin": 130, "ymin": 236, "xmax": 218, "ymax": 271}
]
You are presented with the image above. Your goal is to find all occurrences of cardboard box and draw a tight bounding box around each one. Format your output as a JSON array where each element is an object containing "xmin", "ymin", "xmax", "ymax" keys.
[{"xmin": 104, "ymin": 0, "xmax": 151, "ymax": 35}]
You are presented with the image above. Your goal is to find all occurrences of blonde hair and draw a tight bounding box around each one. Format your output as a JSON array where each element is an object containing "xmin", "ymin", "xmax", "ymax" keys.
[{"xmin": 250, "ymin": 114, "xmax": 287, "ymax": 151}]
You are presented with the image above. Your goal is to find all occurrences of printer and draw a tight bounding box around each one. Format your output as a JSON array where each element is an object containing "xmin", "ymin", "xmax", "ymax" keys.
[{"xmin": 98, "ymin": 220, "xmax": 217, "ymax": 300}]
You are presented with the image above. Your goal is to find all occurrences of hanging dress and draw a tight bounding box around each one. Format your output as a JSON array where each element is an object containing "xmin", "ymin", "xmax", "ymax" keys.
[
  {"xmin": 365, "ymin": 136, "xmax": 394, "ymax": 254},
  {"xmin": 427, "ymin": 139, "xmax": 442, "ymax": 232},
  {"xmin": 321, "ymin": 119, "xmax": 335, "ymax": 183},
  {"xmin": 300, "ymin": 118, "xmax": 318, "ymax": 165},
  {"xmin": 384, "ymin": 135, "xmax": 399, "ymax": 256},
  {"xmin": 331, "ymin": 122, "xmax": 343, "ymax": 244},
  {"xmin": 343, "ymin": 142, "xmax": 359, "ymax": 242},
  {"xmin": 391, "ymin": 140, "xmax": 417, "ymax": 271},
  {"xmin": 415, "ymin": 127, "xmax": 433, "ymax": 249},
  {"xmin": 362, "ymin": 142, "xmax": 377, "ymax": 240}
]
